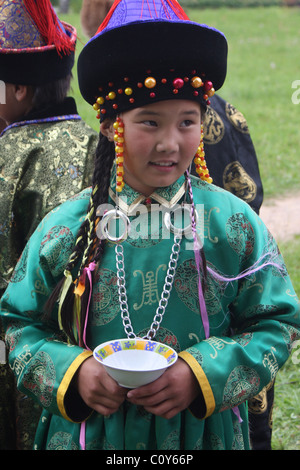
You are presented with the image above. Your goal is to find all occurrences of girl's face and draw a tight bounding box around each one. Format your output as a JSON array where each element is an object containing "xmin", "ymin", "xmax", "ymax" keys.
[{"xmin": 102, "ymin": 100, "xmax": 202, "ymax": 197}]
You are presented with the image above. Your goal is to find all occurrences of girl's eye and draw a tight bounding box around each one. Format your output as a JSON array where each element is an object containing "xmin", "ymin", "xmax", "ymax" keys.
[
  {"xmin": 143, "ymin": 120, "xmax": 157, "ymax": 127},
  {"xmin": 181, "ymin": 120, "xmax": 194, "ymax": 127}
]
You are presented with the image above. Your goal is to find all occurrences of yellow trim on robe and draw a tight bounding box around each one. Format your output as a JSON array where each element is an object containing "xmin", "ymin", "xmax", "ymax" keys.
[
  {"xmin": 57, "ymin": 349, "xmax": 93, "ymax": 422},
  {"xmin": 179, "ymin": 350, "xmax": 215, "ymax": 419}
]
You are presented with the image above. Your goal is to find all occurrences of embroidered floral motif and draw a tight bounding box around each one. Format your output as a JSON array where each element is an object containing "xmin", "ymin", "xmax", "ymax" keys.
[{"xmin": 22, "ymin": 351, "xmax": 55, "ymax": 408}]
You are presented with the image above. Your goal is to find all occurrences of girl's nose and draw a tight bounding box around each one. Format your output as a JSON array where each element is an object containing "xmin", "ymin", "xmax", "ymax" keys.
[{"xmin": 156, "ymin": 132, "xmax": 179, "ymax": 153}]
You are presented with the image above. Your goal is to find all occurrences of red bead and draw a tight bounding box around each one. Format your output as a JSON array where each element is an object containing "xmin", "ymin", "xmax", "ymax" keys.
[
  {"xmin": 150, "ymin": 92, "xmax": 155, "ymax": 98},
  {"xmin": 173, "ymin": 78, "xmax": 184, "ymax": 89},
  {"xmin": 204, "ymin": 80, "xmax": 213, "ymax": 92}
]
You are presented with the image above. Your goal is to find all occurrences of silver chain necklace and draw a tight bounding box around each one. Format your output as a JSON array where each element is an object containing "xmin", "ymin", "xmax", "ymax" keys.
[
  {"xmin": 115, "ymin": 235, "xmax": 181, "ymax": 340},
  {"xmin": 99, "ymin": 173, "xmax": 197, "ymax": 340}
]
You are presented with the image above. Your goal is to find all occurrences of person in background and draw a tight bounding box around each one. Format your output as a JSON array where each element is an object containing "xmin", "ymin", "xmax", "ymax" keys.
[
  {"xmin": 0, "ymin": 0, "xmax": 97, "ymax": 450},
  {"xmin": 80, "ymin": 0, "xmax": 113, "ymax": 38}
]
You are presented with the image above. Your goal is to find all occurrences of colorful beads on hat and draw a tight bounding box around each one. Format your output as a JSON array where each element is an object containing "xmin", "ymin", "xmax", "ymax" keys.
[
  {"xmin": 194, "ymin": 124, "xmax": 213, "ymax": 184},
  {"xmin": 93, "ymin": 96, "xmax": 105, "ymax": 119},
  {"xmin": 114, "ymin": 117, "xmax": 125, "ymax": 192},
  {"xmin": 203, "ymin": 80, "xmax": 215, "ymax": 106},
  {"xmin": 92, "ymin": 73, "xmax": 215, "ymax": 119}
]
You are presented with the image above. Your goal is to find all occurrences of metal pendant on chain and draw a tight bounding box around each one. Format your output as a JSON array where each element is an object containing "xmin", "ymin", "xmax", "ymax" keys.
[{"xmin": 97, "ymin": 202, "xmax": 198, "ymax": 340}]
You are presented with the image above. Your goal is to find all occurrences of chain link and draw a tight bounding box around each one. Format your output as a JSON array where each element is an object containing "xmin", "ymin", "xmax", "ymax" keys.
[{"xmin": 115, "ymin": 236, "xmax": 181, "ymax": 340}]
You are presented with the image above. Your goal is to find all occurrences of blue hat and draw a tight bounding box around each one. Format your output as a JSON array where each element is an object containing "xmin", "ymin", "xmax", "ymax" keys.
[{"xmin": 78, "ymin": 0, "xmax": 228, "ymax": 117}]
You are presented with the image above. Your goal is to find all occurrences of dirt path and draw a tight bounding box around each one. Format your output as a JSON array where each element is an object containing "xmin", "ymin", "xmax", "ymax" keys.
[{"xmin": 259, "ymin": 191, "xmax": 300, "ymax": 242}]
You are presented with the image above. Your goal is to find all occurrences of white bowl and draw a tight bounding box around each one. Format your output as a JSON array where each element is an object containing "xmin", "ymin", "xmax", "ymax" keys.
[{"xmin": 93, "ymin": 338, "xmax": 178, "ymax": 388}]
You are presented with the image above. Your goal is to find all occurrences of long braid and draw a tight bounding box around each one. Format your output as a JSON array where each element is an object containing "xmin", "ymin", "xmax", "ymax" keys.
[{"xmin": 44, "ymin": 133, "xmax": 115, "ymax": 344}]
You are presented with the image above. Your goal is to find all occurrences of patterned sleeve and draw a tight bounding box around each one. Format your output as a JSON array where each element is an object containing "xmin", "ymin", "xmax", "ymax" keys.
[
  {"xmin": 0, "ymin": 119, "xmax": 97, "ymax": 295},
  {"xmin": 0, "ymin": 191, "xmax": 93, "ymax": 423},
  {"xmin": 179, "ymin": 204, "xmax": 300, "ymax": 419}
]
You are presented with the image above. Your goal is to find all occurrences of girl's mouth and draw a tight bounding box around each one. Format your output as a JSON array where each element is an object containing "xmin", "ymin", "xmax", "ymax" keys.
[{"xmin": 149, "ymin": 161, "xmax": 176, "ymax": 167}]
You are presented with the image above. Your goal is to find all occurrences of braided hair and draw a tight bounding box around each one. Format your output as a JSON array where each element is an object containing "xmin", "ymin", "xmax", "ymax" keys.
[{"xmin": 45, "ymin": 132, "xmax": 115, "ymax": 344}]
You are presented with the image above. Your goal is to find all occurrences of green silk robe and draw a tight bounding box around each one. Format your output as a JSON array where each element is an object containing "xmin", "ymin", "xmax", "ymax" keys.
[{"xmin": 1, "ymin": 175, "xmax": 299, "ymax": 450}]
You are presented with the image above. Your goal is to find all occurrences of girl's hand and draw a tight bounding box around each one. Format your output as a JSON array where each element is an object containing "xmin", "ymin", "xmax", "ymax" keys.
[
  {"xmin": 126, "ymin": 358, "xmax": 200, "ymax": 419},
  {"xmin": 74, "ymin": 356, "xmax": 128, "ymax": 416}
]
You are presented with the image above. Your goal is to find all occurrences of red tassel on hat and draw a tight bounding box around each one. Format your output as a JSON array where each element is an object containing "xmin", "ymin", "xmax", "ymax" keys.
[{"xmin": 23, "ymin": 0, "xmax": 75, "ymax": 54}]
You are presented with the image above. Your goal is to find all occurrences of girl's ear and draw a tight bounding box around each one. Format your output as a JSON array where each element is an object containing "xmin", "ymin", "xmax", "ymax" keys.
[
  {"xmin": 100, "ymin": 119, "xmax": 115, "ymax": 142},
  {"xmin": 14, "ymin": 84, "xmax": 33, "ymax": 103}
]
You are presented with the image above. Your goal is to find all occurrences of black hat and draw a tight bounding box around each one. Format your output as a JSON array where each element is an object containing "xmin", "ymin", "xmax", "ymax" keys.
[
  {"xmin": 78, "ymin": 0, "xmax": 228, "ymax": 120},
  {"xmin": 0, "ymin": 0, "xmax": 76, "ymax": 85}
]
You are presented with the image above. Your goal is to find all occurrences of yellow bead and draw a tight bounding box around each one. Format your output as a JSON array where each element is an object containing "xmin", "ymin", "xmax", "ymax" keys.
[
  {"xmin": 144, "ymin": 77, "xmax": 156, "ymax": 89},
  {"xmin": 118, "ymin": 127, "xmax": 124, "ymax": 133},
  {"xmin": 115, "ymin": 146, "xmax": 123, "ymax": 154},
  {"xmin": 116, "ymin": 176, "xmax": 123, "ymax": 182},
  {"xmin": 97, "ymin": 96, "xmax": 105, "ymax": 105},
  {"xmin": 116, "ymin": 156, "xmax": 124, "ymax": 164},
  {"xmin": 93, "ymin": 103, "xmax": 100, "ymax": 110},
  {"xmin": 191, "ymin": 76, "xmax": 203, "ymax": 88},
  {"xmin": 116, "ymin": 185, "xmax": 122, "ymax": 192},
  {"xmin": 208, "ymin": 88, "xmax": 215, "ymax": 97},
  {"xmin": 113, "ymin": 121, "xmax": 119, "ymax": 129},
  {"xmin": 125, "ymin": 87, "xmax": 133, "ymax": 95},
  {"xmin": 108, "ymin": 91, "xmax": 116, "ymax": 100},
  {"xmin": 194, "ymin": 157, "xmax": 202, "ymax": 165}
]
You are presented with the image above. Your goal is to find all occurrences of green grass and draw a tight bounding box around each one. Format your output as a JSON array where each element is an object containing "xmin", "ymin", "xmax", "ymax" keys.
[
  {"xmin": 60, "ymin": 6, "xmax": 300, "ymax": 450},
  {"xmin": 272, "ymin": 235, "xmax": 300, "ymax": 450}
]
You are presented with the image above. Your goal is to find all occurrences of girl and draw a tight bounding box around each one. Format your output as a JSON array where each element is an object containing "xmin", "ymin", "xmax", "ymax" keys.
[{"xmin": 1, "ymin": 0, "xmax": 299, "ymax": 451}]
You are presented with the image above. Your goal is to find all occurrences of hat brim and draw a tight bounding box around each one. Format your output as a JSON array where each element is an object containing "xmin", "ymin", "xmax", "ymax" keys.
[{"xmin": 78, "ymin": 20, "xmax": 228, "ymax": 105}]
